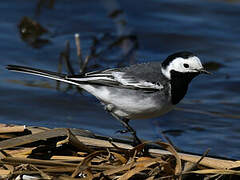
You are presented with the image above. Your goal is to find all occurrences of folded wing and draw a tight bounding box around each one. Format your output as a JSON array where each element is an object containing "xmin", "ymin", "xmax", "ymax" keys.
[{"xmin": 67, "ymin": 68, "xmax": 163, "ymax": 91}]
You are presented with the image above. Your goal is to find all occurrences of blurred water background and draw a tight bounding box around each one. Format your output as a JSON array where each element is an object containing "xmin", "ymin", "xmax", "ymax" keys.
[{"xmin": 1, "ymin": 0, "xmax": 240, "ymax": 159}]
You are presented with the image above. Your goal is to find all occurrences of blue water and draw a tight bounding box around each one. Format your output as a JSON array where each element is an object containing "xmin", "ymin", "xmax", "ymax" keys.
[{"xmin": 1, "ymin": 0, "xmax": 240, "ymax": 159}]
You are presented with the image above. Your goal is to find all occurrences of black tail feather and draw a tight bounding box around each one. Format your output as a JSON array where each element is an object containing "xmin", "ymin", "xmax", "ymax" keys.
[{"xmin": 6, "ymin": 65, "xmax": 66, "ymax": 78}]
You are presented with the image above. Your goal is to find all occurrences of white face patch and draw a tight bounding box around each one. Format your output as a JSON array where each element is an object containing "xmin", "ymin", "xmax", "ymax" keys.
[{"xmin": 161, "ymin": 56, "xmax": 203, "ymax": 79}]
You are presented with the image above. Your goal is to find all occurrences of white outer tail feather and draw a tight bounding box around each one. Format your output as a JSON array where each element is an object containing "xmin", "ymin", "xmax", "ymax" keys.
[{"xmin": 6, "ymin": 65, "xmax": 81, "ymax": 86}]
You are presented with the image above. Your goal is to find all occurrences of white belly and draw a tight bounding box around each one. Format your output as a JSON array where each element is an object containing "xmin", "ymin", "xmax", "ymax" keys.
[{"xmin": 79, "ymin": 84, "xmax": 173, "ymax": 120}]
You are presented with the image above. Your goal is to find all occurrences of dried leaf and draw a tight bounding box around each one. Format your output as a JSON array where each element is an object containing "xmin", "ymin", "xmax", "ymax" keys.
[
  {"xmin": 0, "ymin": 128, "xmax": 67, "ymax": 150},
  {"xmin": 118, "ymin": 166, "xmax": 149, "ymax": 180},
  {"xmin": 72, "ymin": 150, "xmax": 108, "ymax": 177},
  {"xmin": 188, "ymin": 169, "xmax": 240, "ymax": 175},
  {"xmin": 0, "ymin": 125, "xmax": 25, "ymax": 134},
  {"xmin": 155, "ymin": 141, "xmax": 182, "ymax": 176},
  {"xmin": 30, "ymin": 164, "xmax": 52, "ymax": 179}
]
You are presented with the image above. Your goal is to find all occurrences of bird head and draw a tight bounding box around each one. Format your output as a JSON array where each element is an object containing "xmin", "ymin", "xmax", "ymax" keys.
[{"xmin": 161, "ymin": 51, "xmax": 210, "ymax": 79}]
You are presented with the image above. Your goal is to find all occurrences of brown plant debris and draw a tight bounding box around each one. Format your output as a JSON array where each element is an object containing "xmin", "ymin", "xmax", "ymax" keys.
[{"xmin": 0, "ymin": 124, "xmax": 240, "ymax": 179}]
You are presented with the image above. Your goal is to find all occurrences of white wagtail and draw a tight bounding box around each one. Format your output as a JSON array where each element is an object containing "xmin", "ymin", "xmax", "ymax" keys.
[{"xmin": 7, "ymin": 51, "xmax": 210, "ymax": 144}]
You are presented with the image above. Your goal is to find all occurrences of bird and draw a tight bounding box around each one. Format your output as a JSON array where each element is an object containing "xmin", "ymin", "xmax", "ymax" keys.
[{"xmin": 7, "ymin": 51, "xmax": 210, "ymax": 145}]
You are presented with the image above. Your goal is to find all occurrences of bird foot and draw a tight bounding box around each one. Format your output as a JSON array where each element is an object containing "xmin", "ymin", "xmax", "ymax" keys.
[{"xmin": 116, "ymin": 129, "xmax": 142, "ymax": 146}]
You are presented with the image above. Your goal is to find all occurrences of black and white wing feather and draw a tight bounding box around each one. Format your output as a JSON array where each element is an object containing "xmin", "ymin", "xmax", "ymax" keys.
[
  {"xmin": 67, "ymin": 62, "xmax": 167, "ymax": 91},
  {"xmin": 7, "ymin": 62, "xmax": 167, "ymax": 92}
]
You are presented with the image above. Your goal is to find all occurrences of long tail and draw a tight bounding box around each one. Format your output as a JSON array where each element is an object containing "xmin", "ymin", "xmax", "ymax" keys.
[{"xmin": 6, "ymin": 65, "xmax": 81, "ymax": 86}]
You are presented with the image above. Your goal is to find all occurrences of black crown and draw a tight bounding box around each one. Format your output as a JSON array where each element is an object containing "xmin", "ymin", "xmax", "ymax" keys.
[{"xmin": 162, "ymin": 51, "xmax": 195, "ymax": 68}]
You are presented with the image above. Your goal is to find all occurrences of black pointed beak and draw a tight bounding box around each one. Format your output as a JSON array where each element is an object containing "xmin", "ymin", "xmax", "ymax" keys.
[{"xmin": 199, "ymin": 68, "xmax": 211, "ymax": 75}]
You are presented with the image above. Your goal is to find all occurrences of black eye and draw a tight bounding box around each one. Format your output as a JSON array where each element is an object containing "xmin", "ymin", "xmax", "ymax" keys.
[{"xmin": 183, "ymin": 63, "xmax": 189, "ymax": 68}]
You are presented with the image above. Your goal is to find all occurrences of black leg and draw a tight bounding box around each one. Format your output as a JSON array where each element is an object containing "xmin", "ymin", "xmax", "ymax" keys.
[
  {"xmin": 120, "ymin": 118, "xmax": 150, "ymax": 156},
  {"xmin": 104, "ymin": 104, "xmax": 142, "ymax": 146},
  {"xmin": 119, "ymin": 118, "xmax": 142, "ymax": 146}
]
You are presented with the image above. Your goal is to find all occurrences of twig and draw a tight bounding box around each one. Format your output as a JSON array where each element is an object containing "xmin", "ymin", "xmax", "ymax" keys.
[
  {"xmin": 75, "ymin": 33, "xmax": 83, "ymax": 71},
  {"xmin": 182, "ymin": 149, "xmax": 210, "ymax": 179},
  {"xmin": 81, "ymin": 55, "xmax": 90, "ymax": 74},
  {"xmin": 161, "ymin": 132, "xmax": 180, "ymax": 152},
  {"xmin": 63, "ymin": 40, "xmax": 75, "ymax": 75}
]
